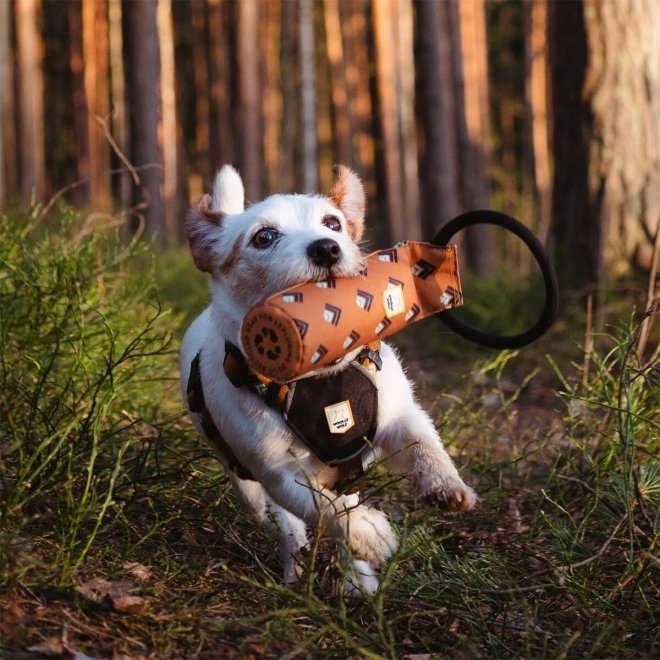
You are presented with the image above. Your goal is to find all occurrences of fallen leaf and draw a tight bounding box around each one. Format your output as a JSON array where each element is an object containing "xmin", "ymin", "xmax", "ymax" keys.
[
  {"xmin": 75, "ymin": 577, "xmax": 113, "ymax": 603},
  {"xmin": 110, "ymin": 593, "xmax": 150, "ymax": 616}
]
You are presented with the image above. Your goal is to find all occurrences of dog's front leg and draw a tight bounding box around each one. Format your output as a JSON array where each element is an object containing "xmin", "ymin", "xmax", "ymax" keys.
[
  {"xmin": 258, "ymin": 456, "xmax": 398, "ymax": 570},
  {"xmin": 376, "ymin": 408, "xmax": 478, "ymax": 512}
]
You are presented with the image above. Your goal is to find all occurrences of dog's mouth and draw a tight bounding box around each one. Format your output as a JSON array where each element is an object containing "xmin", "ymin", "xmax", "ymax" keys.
[{"xmin": 307, "ymin": 260, "xmax": 364, "ymax": 284}]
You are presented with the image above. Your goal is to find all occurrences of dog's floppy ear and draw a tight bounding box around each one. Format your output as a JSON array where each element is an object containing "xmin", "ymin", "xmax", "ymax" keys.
[
  {"xmin": 329, "ymin": 165, "xmax": 366, "ymax": 242},
  {"xmin": 186, "ymin": 195, "xmax": 224, "ymax": 274},
  {"xmin": 212, "ymin": 165, "xmax": 245, "ymax": 214}
]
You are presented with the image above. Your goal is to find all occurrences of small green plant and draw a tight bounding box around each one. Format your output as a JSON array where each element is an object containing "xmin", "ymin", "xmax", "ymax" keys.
[{"xmin": 0, "ymin": 207, "xmax": 175, "ymax": 585}]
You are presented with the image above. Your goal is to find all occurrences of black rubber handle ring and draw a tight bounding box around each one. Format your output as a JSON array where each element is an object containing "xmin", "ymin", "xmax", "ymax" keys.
[{"xmin": 431, "ymin": 210, "xmax": 559, "ymax": 349}]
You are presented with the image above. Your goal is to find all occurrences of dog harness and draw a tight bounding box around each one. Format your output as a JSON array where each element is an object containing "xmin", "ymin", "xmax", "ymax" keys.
[{"xmin": 187, "ymin": 341, "xmax": 383, "ymax": 489}]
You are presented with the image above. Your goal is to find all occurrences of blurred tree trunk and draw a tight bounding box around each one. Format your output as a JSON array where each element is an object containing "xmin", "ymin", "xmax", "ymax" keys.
[
  {"xmin": 192, "ymin": 1, "xmax": 211, "ymax": 188},
  {"xmin": 548, "ymin": 1, "xmax": 594, "ymax": 283},
  {"xmin": 413, "ymin": 0, "xmax": 460, "ymax": 238},
  {"xmin": 69, "ymin": 0, "xmax": 91, "ymax": 205},
  {"xmin": 279, "ymin": 0, "xmax": 299, "ymax": 192},
  {"xmin": 524, "ymin": 0, "xmax": 551, "ymax": 245},
  {"xmin": 373, "ymin": 0, "xmax": 406, "ymax": 242},
  {"xmin": 108, "ymin": 0, "xmax": 130, "ymax": 210},
  {"xmin": 262, "ymin": 0, "xmax": 281, "ymax": 194},
  {"xmin": 0, "ymin": 0, "xmax": 17, "ymax": 205},
  {"xmin": 324, "ymin": 0, "xmax": 353, "ymax": 168},
  {"xmin": 549, "ymin": 0, "xmax": 660, "ymax": 284},
  {"xmin": 158, "ymin": 0, "xmax": 183, "ymax": 242},
  {"xmin": 122, "ymin": 0, "xmax": 165, "ymax": 244},
  {"xmin": 342, "ymin": 0, "xmax": 376, "ymax": 222},
  {"xmin": 82, "ymin": 0, "xmax": 111, "ymax": 209},
  {"xmin": 454, "ymin": 0, "xmax": 493, "ymax": 272},
  {"xmin": 582, "ymin": 0, "xmax": 660, "ymax": 276},
  {"xmin": 299, "ymin": 0, "xmax": 317, "ymax": 194},
  {"xmin": 16, "ymin": 0, "xmax": 46, "ymax": 204},
  {"xmin": 397, "ymin": 0, "xmax": 420, "ymax": 241},
  {"xmin": 237, "ymin": 0, "xmax": 261, "ymax": 201},
  {"xmin": 207, "ymin": 0, "xmax": 234, "ymax": 179}
]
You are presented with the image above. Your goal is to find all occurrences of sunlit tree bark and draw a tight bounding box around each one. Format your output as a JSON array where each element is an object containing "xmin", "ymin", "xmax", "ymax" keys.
[
  {"xmin": 0, "ymin": 0, "xmax": 16, "ymax": 204},
  {"xmin": 158, "ymin": 0, "xmax": 182, "ymax": 242},
  {"xmin": 237, "ymin": 0, "xmax": 262, "ymax": 201},
  {"xmin": 550, "ymin": 0, "xmax": 660, "ymax": 283},
  {"xmin": 324, "ymin": 0, "xmax": 353, "ymax": 168},
  {"xmin": 524, "ymin": 0, "xmax": 551, "ymax": 245},
  {"xmin": 83, "ymin": 0, "xmax": 111, "ymax": 208},
  {"xmin": 299, "ymin": 0, "xmax": 317, "ymax": 194},
  {"xmin": 262, "ymin": 0, "xmax": 282, "ymax": 195},
  {"xmin": 454, "ymin": 0, "xmax": 493, "ymax": 272},
  {"xmin": 342, "ymin": 0, "xmax": 376, "ymax": 214},
  {"xmin": 373, "ymin": 0, "xmax": 405, "ymax": 242},
  {"xmin": 16, "ymin": 0, "xmax": 46, "ymax": 204}
]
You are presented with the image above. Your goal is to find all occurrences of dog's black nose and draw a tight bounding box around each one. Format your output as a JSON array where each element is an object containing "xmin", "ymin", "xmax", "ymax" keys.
[{"xmin": 307, "ymin": 238, "xmax": 341, "ymax": 268}]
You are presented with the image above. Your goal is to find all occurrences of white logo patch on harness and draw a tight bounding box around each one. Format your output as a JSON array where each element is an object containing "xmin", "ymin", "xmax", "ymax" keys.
[{"xmin": 324, "ymin": 400, "xmax": 355, "ymax": 434}]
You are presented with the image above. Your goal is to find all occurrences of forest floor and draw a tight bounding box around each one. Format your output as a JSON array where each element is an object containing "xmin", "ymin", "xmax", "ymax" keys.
[{"xmin": 1, "ymin": 215, "xmax": 658, "ymax": 659}]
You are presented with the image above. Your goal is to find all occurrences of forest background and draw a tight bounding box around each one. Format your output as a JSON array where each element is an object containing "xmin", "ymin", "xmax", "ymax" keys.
[
  {"xmin": 2, "ymin": 0, "xmax": 658, "ymax": 284},
  {"xmin": 0, "ymin": 0, "xmax": 659, "ymax": 658}
]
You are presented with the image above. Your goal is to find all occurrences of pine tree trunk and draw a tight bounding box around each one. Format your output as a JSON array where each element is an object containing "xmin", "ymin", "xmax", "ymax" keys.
[
  {"xmin": 299, "ymin": 0, "xmax": 317, "ymax": 194},
  {"xmin": 455, "ymin": 0, "xmax": 493, "ymax": 272},
  {"xmin": 16, "ymin": 0, "xmax": 46, "ymax": 204},
  {"xmin": 582, "ymin": 0, "xmax": 660, "ymax": 275},
  {"xmin": 262, "ymin": 0, "xmax": 282, "ymax": 194},
  {"xmin": 413, "ymin": 0, "xmax": 461, "ymax": 237},
  {"xmin": 0, "ymin": 0, "xmax": 16, "ymax": 204},
  {"xmin": 157, "ymin": 0, "xmax": 181, "ymax": 243},
  {"xmin": 192, "ymin": 1, "xmax": 211, "ymax": 187},
  {"xmin": 108, "ymin": 0, "xmax": 130, "ymax": 210},
  {"xmin": 122, "ymin": 0, "xmax": 165, "ymax": 244},
  {"xmin": 207, "ymin": 0, "xmax": 233, "ymax": 178},
  {"xmin": 550, "ymin": 0, "xmax": 659, "ymax": 282},
  {"xmin": 373, "ymin": 0, "xmax": 405, "ymax": 242},
  {"xmin": 237, "ymin": 0, "xmax": 262, "ymax": 201},
  {"xmin": 324, "ymin": 0, "xmax": 354, "ymax": 167},
  {"xmin": 342, "ymin": 0, "xmax": 375, "ymax": 206},
  {"xmin": 548, "ymin": 0, "xmax": 596, "ymax": 284},
  {"xmin": 525, "ymin": 0, "xmax": 551, "ymax": 245},
  {"xmin": 83, "ymin": 0, "xmax": 111, "ymax": 209}
]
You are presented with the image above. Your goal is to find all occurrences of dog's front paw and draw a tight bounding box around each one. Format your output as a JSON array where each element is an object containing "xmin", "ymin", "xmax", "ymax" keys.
[
  {"xmin": 424, "ymin": 477, "xmax": 478, "ymax": 512},
  {"xmin": 332, "ymin": 505, "xmax": 398, "ymax": 566}
]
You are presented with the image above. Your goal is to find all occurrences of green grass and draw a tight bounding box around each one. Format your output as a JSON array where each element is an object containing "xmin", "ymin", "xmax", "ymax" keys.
[{"xmin": 1, "ymin": 206, "xmax": 658, "ymax": 658}]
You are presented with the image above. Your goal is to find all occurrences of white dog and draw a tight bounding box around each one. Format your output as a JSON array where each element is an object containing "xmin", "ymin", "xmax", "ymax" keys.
[{"xmin": 180, "ymin": 165, "xmax": 477, "ymax": 596}]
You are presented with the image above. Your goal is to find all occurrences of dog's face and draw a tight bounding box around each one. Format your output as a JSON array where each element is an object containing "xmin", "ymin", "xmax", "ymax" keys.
[{"xmin": 186, "ymin": 166, "xmax": 367, "ymax": 311}]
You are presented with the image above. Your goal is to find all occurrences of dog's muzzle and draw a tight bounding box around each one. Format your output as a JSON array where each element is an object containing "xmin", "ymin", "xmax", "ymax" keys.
[{"xmin": 240, "ymin": 241, "xmax": 463, "ymax": 381}]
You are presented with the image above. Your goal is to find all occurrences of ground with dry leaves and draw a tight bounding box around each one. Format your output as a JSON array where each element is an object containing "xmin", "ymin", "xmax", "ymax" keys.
[{"xmin": 1, "ymin": 220, "xmax": 658, "ymax": 658}]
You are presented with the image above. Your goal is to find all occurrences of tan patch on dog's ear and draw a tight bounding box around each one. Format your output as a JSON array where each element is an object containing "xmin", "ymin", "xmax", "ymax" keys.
[
  {"xmin": 329, "ymin": 165, "xmax": 366, "ymax": 241},
  {"xmin": 186, "ymin": 194, "xmax": 225, "ymax": 273}
]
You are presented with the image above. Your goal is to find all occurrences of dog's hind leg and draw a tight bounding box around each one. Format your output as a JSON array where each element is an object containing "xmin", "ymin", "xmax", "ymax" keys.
[{"xmin": 229, "ymin": 474, "xmax": 309, "ymax": 583}]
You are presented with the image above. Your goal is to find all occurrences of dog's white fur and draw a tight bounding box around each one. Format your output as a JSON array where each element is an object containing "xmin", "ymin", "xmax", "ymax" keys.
[{"xmin": 180, "ymin": 165, "xmax": 477, "ymax": 596}]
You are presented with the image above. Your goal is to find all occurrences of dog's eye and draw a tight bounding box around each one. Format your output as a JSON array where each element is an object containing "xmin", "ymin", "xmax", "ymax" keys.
[
  {"xmin": 322, "ymin": 215, "xmax": 342, "ymax": 233},
  {"xmin": 251, "ymin": 227, "xmax": 280, "ymax": 249}
]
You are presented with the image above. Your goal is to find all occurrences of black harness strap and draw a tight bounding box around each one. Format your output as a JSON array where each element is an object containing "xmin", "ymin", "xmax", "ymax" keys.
[{"xmin": 187, "ymin": 353, "xmax": 254, "ymax": 482}]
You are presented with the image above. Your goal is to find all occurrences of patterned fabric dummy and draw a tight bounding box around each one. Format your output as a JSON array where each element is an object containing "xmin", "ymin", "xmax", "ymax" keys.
[{"xmin": 241, "ymin": 241, "xmax": 463, "ymax": 381}]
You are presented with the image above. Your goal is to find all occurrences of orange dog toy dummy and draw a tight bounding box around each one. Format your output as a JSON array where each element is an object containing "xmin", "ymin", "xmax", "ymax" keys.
[{"xmin": 241, "ymin": 241, "xmax": 463, "ymax": 381}]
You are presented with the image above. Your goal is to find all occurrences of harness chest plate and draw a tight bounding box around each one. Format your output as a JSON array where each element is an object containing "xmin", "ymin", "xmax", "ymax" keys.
[{"xmin": 283, "ymin": 362, "xmax": 378, "ymax": 465}]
